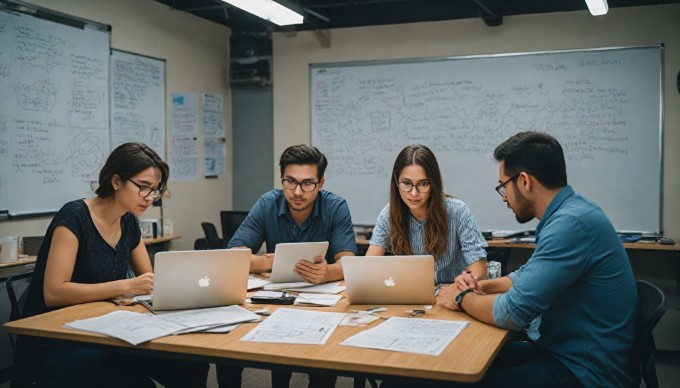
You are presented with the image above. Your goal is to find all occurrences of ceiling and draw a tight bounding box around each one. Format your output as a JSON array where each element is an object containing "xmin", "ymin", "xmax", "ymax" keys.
[{"xmin": 154, "ymin": 0, "xmax": 680, "ymax": 33}]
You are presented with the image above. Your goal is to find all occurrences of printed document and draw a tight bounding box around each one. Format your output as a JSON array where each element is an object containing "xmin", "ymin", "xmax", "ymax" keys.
[
  {"xmin": 241, "ymin": 307, "xmax": 346, "ymax": 345},
  {"xmin": 64, "ymin": 305, "xmax": 260, "ymax": 345},
  {"xmin": 340, "ymin": 317, "xmax": 469, "ymax": 356}
]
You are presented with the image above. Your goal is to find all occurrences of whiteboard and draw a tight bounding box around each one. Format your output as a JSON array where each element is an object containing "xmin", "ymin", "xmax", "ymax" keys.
[
  {"xmin": 311, "ymin": 46, "xmax": 663, "ymax": 233},
  {"xmin": 0, "ymin": 8, "xmax": 110, "ymax": 216},
  {"xmin": 110, "ymin": 49, "xmax": 166, "ymax": 158}
]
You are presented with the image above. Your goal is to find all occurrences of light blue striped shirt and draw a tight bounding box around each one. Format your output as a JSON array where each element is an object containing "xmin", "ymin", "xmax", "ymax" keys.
[{"xmin": 370, "ymin": 197, "xmax": 487, "ymax": 285}]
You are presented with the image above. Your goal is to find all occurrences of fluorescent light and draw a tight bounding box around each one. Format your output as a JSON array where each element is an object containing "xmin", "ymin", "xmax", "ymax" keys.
[
  {"xmin": 585, "ymin": 0, "xmax": 609, "ymax": 16},
  {"xmin": 222, "ymin": 0, "xmax": 304, "ymax": 26}
]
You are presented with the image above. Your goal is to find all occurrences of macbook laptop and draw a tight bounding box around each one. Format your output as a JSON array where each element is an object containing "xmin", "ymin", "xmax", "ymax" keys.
[
  {"xmin": 269, "ymin": 241, "xmax": 329, "ymax": 283},
  {"xmin": 342, "ymin": 255, "xmax": 435, "ymax": 305},
  {"xmin": 142, "ymin": 248, "xmax": 250, "ymax": 312}
]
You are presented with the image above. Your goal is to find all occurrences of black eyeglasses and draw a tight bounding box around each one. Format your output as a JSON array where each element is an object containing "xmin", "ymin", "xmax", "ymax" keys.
[
  {"xmin": 396, "ymin": 180, "xmax": 431, "ymax": 193},
  {"xmin": 281, "ymin": 178, "xmax": 320, "ymax": 192},
  {"xmin": 494, "ymin": 174, "xmax": 519, "ymax": 197},
  {"xmin": 128, "ymin": 179, "xmax": 162, "ymax": 199}
]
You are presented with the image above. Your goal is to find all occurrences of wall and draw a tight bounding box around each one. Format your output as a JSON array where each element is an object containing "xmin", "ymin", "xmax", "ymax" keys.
[
  {"xmin": 0, "ymin": 0, "xmax": 232, "ymax": 250},
  {"xmin": 272, "ymin": 4, "xmax": 680, "ymax": 239},
  {"xmin": 271, "ymin": 5, "xmax": 680, "ymax": 350}
]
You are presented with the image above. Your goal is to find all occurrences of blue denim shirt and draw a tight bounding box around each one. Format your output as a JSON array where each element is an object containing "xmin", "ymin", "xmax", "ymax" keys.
[
  {"xmin": 228, "ymin": 189, "xmax": 358, "ymax": 263},
  {"xmin": 493, "ymin": 186, "xmax": 638, "ymax": 387}
]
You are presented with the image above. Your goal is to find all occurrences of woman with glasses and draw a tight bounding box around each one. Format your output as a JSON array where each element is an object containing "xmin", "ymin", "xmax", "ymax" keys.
[
  {"xmin": 366, "ymin": 144, "xmax": 488, "ymax": 286},
  {"xmin": 16, "ymin": 142, "xmax": 208, "ymax": 387}
]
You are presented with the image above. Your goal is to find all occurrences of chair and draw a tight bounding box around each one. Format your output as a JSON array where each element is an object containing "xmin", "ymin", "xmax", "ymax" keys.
[
  {"xmin": 635, "ymin": 280, "xmax": 666, "ymax": 388},
  {"xmin": 220, "ymin": 210, "xmax": 248, "ymax": 245},
  {"xmin": 201, "ymin": 222, "xmax": 224, "ymax": 249},
  {"xmin": 2, "ymin": 271, "xmax": 33, "ymax": 385}
]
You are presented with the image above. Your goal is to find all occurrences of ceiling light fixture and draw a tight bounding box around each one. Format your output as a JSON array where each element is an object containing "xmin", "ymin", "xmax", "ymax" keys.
[
  {"xmin": 585, "ymin": 0, "xmax": 609, "ymax": 16},
  {"xmin": 221, "ymin": 0, "xmax": 304, "ymax": 26}
]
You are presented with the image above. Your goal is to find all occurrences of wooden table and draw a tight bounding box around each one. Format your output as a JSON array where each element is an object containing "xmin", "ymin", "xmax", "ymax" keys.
[
  {"xmin": 0, "ymin": 255, "xmax": 36, "ymax": 270},
  {"xmin": 486, "ymin": 239, "xmax": 680, "ymax": 252},
  {"xmin": 4, "ymin": 299, "xmax": 508, "ymax": 383}
]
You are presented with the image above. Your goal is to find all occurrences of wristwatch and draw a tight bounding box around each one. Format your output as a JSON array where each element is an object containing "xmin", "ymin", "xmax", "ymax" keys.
[{"xmin": 455, "ymin": 289, "xmax": 474, "ymax": 312}]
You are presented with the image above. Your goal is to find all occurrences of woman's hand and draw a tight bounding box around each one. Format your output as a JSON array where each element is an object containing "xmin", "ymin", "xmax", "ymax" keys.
[{"xmin": 128, "ymin": 272, "xmax": 154, "ymax": 295}]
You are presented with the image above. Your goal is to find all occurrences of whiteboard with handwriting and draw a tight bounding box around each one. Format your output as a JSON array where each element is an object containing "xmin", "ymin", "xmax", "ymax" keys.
[
  {"xmin": 311, "ymin": 46, "xmax": 662, "ymax": 233},
  {"xmin": 0, "ymin": 9, "xmax": 110, "ymax": 215},
  {"xmin": 110, "ymin": 49, "xmax": 165, "ymax": 159}
]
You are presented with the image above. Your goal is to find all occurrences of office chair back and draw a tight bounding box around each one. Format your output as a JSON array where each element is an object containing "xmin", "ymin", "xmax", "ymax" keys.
[
  {"xmin": 201, "ymin": 222, "xmax": 224, "ymax": 249},
  {"xmin": 635, "ymin": 280, "xmax": 666, "ymax": 388},
  {"xmin": 220, "ymin": 210, "xmax": 248, "ymax": 245},
  {"xmin": 6, "ymin": 271, "xmax": 33, "ymax": 339}
]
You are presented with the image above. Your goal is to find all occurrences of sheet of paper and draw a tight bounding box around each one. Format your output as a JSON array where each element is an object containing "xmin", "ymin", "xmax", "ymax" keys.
[
  {"xmin": 264, "ymin": 281, "xmax": 314, "ymax": 290},
  {"xmin": 248, "ymin": 275, "xmax": 271, "ymax": 290},
  {"xmin": 293, "ymin": 293, "xmax": 343, "ymax": 307},
  {"xmin": 241, "ymin": 307, "xmax": 346, "ymax": 345},
  {"xmin": 283, "ymin": 282, "xmax": 346, "ymax": 294},
  {"xmin": 64, "ymin": 306, "xmax": 260, "ymax": 345},
  {"xmin": 64, "ymin": 310, "xmax": 184, "ymax": 346},
  {"xmin": 340, "ymin": 317, "xmax": 469, "ymax": 356}
]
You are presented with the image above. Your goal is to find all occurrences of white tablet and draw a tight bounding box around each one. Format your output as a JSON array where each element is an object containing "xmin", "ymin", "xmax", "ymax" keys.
[{"xmin": 269, "ymin": 242, "xmax": 329, "ymax": 283}]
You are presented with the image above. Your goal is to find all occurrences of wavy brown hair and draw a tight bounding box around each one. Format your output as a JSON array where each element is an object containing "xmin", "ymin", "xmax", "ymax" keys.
[{"xmin": 388, "ymin": 144, "xmax": 448, "ymax": 259}]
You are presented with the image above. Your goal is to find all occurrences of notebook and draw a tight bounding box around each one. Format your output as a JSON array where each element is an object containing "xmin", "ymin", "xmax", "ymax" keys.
[
  {"xmin": 342, "ymin": 255, "xmax": 436, "ymax": 305},
  {"xmin": 142, "ymin": 248, "xmax": 250, "ymax": 312},
  {"xmin": 269, "ymin": 241, "xmax": 329, "ymax": 283}
]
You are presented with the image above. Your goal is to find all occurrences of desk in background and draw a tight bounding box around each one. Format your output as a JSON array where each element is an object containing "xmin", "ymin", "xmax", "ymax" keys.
[
  {"xmin": 5, "ymin": 298, "xmax": 508, "ymax": 384},
  {"xmin": 143, "ymin": 235, "xmax": 180, "ymax": 265}
]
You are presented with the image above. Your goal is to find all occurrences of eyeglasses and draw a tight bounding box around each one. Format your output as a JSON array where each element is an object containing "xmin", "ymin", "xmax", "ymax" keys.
[
  {"xmin": 281, "ymin": 178, "xmax": 320, "ymax": 192},
  {"xmin": 396, "ymin": 180, "xmax": 431, "ymax": 193},
  {"xmin": 494, "ymin": 174, "xmax": 520, "ymax": 197},
  {"xmin": 128, "ymin": 179, "xmax": 162, "ymax": 199}
]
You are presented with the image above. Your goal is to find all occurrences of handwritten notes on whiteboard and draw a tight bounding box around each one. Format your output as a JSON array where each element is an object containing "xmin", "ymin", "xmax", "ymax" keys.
[
  {"xmin": 202, "ymin": 93, "xmax": 225, "ymax": 176},
  {"xmin": 110, "ymin": 50, "xmax": 165, "ymax": 158},
  {"xmin": 0, "ymin": 10, "xmax": 110, "ymax": 215},
  {"xmin": 311, "ymin": 46, "xmax": 662, "ymax": 233}
]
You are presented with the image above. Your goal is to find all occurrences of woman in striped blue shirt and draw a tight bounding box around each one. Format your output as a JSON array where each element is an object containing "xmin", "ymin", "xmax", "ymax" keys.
[{"xmin": 366, "ymin": 144, "xmax": 488, "ymax": 285}]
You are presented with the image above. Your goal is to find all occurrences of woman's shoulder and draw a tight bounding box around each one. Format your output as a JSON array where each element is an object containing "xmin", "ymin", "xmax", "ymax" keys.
[{"xmin": 443, "ymin": 196, "xmax": 468, "ymax": 208}]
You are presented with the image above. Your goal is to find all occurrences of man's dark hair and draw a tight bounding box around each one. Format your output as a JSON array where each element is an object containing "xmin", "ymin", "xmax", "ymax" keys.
[
  {"xmin": 279, "ymin": 144, "xmax": 328, "ymax": 179},
  {"xmin": 493, "ymin": 131, "xmax": 567, "ymax": 189}
]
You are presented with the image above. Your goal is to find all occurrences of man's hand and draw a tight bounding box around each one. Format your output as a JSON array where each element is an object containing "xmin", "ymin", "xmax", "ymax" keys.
[
  {"xmin": 436, "ymin": 284, "xmax": 463, "ymax": 311},
  {"xmin": 294, "ymin": 255, "xmax": 328, "ymax": 284}
]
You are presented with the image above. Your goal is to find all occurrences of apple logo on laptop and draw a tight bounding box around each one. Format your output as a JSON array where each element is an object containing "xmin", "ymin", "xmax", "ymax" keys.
[
  {"xmin": 198, "ymin": 276, "xmax": 210, "ymax": 288},
  {"xmin": 384, "ymin": 276, "xmax": 396, "ymax": 287}
]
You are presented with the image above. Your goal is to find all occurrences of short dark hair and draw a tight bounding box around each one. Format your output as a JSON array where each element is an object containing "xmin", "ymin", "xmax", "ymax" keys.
[
  {"xmin": 279, "ymin": 144, "xmax": 328, "ymax": 179},
  {"xmin": 493, "ymin": 131, "xmax": 567, "ymax": 189},
  {"xmin": 95, "ymin": 142, "xmax": 169, "ymax": 198}
]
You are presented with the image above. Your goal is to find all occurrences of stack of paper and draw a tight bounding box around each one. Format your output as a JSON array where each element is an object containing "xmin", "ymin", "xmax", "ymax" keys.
[
  {"xmin": 248, "ymin": 275, "xmax": 271, "ymax": 290},
  {"xmin": 64, "ymin": 305, "xmax": 260, "ymax": 345},
  {"xmin": 293, "ymin": 293, "xmax": 343, "ymax": 307},
  {"xmin": 265, "ymin": 281, "xmax": 346, "ymax": 294}
]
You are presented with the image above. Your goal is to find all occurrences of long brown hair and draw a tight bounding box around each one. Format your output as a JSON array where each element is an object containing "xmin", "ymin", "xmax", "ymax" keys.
[{"xmin": 388, "ymin": 144, "xmax": 448, "ymax": 258}]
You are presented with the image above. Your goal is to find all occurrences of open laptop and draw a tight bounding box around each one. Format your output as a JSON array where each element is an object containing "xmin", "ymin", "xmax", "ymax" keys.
[
  {"xmin": 142, "ymin": 248, "xmax": 250, "ymax": 312},
  {"xmin": 342, "ymin": 255, "xmax": 435, "ymax": 305},
  {"xmin": 269, "ymin": 241, "xmax": 329, "ymax": 283}
]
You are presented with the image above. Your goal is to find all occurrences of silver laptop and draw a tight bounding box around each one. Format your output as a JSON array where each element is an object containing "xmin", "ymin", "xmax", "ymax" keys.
[
  {"xmin": 144, "ymin": 249, "xmax": 250, "ymax": 311},
  {"xmin": 269, "ymin": 241, "xmax": 329, "ymax": 283},
  {"xmin": 343, "ymin": 255, "xmax": 435, "ymax": 305}
]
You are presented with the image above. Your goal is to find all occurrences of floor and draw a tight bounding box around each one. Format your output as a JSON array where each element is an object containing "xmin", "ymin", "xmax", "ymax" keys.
[
  {"xmin": 202, "ymin": 351, "xmax": 680, "ymax": 387},
  {"xmin": 2, "ymin": 351, "xmax": 677, "ymax": 387}
]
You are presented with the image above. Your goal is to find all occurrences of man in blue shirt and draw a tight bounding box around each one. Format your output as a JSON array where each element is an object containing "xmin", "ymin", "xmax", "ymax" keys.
[
  {"xmin": 438, "ymin": 132, "xmax": 638, "ymax": 387},
  {"xmin": 228, "ymin": 144, "xmax": 358, "ymax": 283},
  {"xmin": 219, "ymin": 144, "xmax": 358, "ymax": 388}
]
